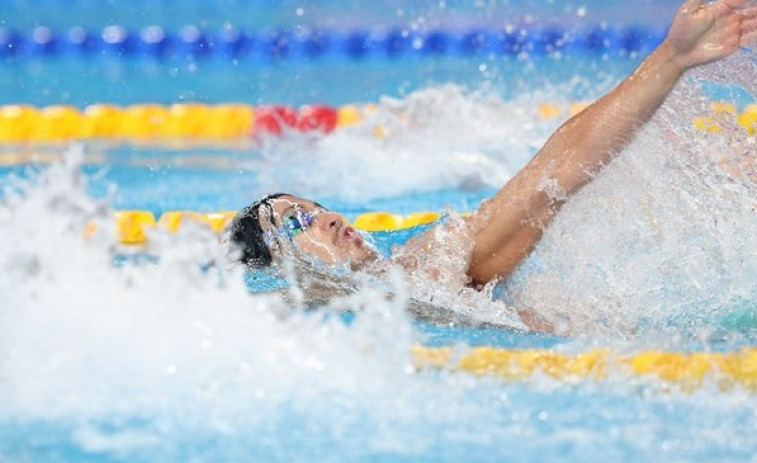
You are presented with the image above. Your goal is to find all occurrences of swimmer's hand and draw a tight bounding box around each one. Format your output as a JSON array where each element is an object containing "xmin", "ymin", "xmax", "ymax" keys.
[
  {"xmin": 666, "ymin": 0, "xmax": 757, "ymax": 70},
  {"xmin": 464, "ymin": 0, "xmax": 754, "ymax": 286}
]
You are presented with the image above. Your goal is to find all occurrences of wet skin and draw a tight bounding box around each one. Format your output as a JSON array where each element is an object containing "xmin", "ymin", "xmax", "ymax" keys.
[
  {"xmin": 259, "ymin": 194, "xmax": 378, "ymax": 268},
  {"xmin": 255, "ymin": 0, "xmax": 757, "ymax": 285}
]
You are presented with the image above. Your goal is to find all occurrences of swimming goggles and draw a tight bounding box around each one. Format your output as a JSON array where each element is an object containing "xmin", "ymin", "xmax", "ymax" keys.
[{"xmin": 265, "ymin": 207, "xmax": 321, "ymax": 244}]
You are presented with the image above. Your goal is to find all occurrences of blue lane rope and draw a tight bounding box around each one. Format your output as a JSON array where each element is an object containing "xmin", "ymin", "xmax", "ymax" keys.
[{"xmin": 0, "ymin": 25, "xmax": 667, "ymax": 61}]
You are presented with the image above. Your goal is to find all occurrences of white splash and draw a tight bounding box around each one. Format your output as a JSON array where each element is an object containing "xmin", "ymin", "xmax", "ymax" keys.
[
  {"xmin": 1, "ymin": 80, "xmax": 757, "ymax": 460},
  {"xmin": 251, "ymin": 84, "xmax": 563, "ymax": 202},
  {"xmin": 502, "ymin": 75, "xmax": 757, "ymax": 339},
  {"xmin": 0, "ymin": 150, "xmax": 423, "ymax": 426}
]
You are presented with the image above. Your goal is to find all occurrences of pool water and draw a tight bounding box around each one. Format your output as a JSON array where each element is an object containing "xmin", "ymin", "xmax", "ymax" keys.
[{"xmin": 2, "ymin": 0, "xmax": 757, "ymax": 461}]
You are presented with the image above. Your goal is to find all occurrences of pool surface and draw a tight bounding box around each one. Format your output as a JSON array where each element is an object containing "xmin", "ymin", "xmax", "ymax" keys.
[{"xmin": 2, "ymin": 0, "xmax": 757, "ymax": 461}]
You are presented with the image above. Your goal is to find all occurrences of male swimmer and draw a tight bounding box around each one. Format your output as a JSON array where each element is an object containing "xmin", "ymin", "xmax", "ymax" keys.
[{"xmin": 230, "ymin": 0, "xmax": 757, "ymax": 326}]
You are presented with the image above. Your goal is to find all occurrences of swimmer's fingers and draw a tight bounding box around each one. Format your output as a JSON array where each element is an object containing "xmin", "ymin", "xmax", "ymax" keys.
[
  {"xmin": 736, "ymin": 5, "xmax": 757, "ymax": 45},
  {"xmin": 704, "ymin": 0, "xmax": 755, "ymax": 22},
  {"xmin": 679, "ymin": 0, "xmax": 704, "ymax": 14},
  {"xmin": 744, "ymin": 28, "xmax": 757, "ymax": 47},
  {"xmin": 719, "ymin": 0, "xmax": 749, "ymax": 12}
]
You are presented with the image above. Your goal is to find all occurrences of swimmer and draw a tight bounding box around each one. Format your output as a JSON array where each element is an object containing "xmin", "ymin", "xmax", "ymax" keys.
[{"xmin": 230, "ymin": 0, "xmax": 757, "ymax": 326}]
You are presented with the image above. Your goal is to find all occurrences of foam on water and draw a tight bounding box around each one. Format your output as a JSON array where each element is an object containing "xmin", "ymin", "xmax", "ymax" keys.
[
  {"xmin": 502, "ymin": 54, "xmax": 757, "ymax": 341},
  {"xmin": 244, "ymin": 63, "xmax": 757, "ymax": 342},
  {"xmin": 0, "ymin": 151, "xmax": 409, "ymax": 420},
  {"xmin": 2, "ymin": 55, "xmax": 757, "ymax": 460},
  {"xmin": 250, "ymin": 83, "xmax": 565, "ymax": 203},
  {"xmin": 0, "ymin": 149, "xmax": 559, "ymax": 461}
]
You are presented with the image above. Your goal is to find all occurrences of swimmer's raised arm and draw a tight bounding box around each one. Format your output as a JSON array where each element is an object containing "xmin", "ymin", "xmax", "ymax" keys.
[{"xmin": 466, "ymin": 0, "xmax": 757, "ymax": 285}]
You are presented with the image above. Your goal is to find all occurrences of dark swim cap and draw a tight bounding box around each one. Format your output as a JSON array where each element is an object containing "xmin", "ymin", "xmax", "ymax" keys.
[{"xmin": 229, "ymin": 193, "xmax": 286, "ymax": 267}]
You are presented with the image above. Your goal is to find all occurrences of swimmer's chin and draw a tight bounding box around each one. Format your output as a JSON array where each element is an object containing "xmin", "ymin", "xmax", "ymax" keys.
[{"xmin": 348, "ymin": 248, "xmax": 382, "ymax": 271}]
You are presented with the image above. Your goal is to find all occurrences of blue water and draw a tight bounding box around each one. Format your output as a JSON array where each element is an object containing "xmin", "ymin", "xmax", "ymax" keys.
[
  {"xmin": 0, "ymin": 162, "xmax": 496, "ymax": 216},
  {"xmin": 3, "ymin": 0, "xmax": 757, "ymax": 462},
  {"xmin": 2, "ymin": 0, "xmax": 680, "ymax": 31},
  {"xmin": 3, "ymin": 388, "xmax": 756, "ymax": 463},
  {"xmin": 0, "ymin": 0, "xmax": 683, "ymax": 106},
  {"xmin": 0, "ymin": 51, "xmax": 644, "ymax": 106}
]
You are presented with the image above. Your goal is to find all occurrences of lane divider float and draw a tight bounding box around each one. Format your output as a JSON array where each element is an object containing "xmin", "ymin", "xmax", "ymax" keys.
[
  {"xmin": 107, "ymin": 209, "xmax": 442, "ymax": 245},
  {"xmin": 412, "ymin": 346, "xmax": 757, "ymax": 391},
  {"xmin": 0, "ymin": 101, "xmax": 754, "ymax": 144},
  {"xmin": 108, "ymin": 210, "xmax": 757, "ymax": 390},
  {"xmin": 0, "ymin": 103, "xmax": 370, "ymax": 142},
  {"xmin": 0, "ymin": 24, "xmax": 668, "ymax": 62},
  {"xmin": 95, "ymin": 209, "xmax": 757, "ymax": 388}
]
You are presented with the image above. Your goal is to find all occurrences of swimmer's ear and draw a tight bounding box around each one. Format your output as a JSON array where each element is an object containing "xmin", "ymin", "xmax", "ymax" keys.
[{"xmin": 264, "ymin": 231, "xmax": 288, "ymax": 258}]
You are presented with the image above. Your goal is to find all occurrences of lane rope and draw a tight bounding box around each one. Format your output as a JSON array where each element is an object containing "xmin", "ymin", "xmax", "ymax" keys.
[
  {"xmin": 0, "ymin": 24, "xmax": 667, "ymax": 61},
  {"xmin": 412, "ymin": 346, "xmax": 757, "ymax": 391},
  {"xmin": 0, "ymin": 101, "xmax": 753, "ymax": 143},
  {"xmin": 103, "ymin": 211, "xmax": 757, "ymax": 388},
  {"xmin": 102, "ymin": 210, "xmax": 441, "ymax": 245}
]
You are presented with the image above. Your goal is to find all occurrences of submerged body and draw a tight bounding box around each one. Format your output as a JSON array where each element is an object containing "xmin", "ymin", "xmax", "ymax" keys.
[{"xmin": 231, "ymin": 0, "xmax": 757, "ymax": 332}]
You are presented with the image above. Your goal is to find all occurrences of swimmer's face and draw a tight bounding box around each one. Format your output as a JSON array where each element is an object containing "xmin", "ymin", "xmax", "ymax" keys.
[{"xmin": 260, "ymin": 194, "xmax": 378, "ymax": 268}]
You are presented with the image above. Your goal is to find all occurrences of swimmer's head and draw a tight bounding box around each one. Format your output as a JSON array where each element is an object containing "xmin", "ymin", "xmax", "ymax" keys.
[{"xmin": 229, "ymin": 193, "xmax": 378, "ymax": 269}]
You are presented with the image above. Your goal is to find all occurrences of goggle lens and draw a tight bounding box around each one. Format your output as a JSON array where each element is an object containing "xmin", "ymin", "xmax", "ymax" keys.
[{"xmin": 283, "ymin": 210, "xmax": 316, "ymax": 237}]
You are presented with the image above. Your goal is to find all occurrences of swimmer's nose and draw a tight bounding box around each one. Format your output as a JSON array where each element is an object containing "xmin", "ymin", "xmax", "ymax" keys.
[{"xmin": 314, "ymin": 211, "xmax": 344, "ymax": 231}]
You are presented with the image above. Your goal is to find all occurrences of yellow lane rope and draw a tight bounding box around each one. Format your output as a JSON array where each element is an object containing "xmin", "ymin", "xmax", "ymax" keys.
[
  {"xmin": 412, "ymin": 346, "xmax": 757, "ymax": 391},
  {"xmin": 100, "ymin": 210, "xmax": 442, "ymax": 245},
  {"xmin": 85, "ymin": 212, "xmax": 757, "ymax": 391},
  {"xmin": 0, "ymin": 101, "xmax": 753, "ymax": 143}
]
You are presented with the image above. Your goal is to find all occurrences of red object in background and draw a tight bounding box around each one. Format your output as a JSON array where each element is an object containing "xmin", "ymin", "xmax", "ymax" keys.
[
  {"xmin": 297, "ymin": 105, "xmax": 337, "ymax": 133},
  {"xmin": 254, "ymin": 106, "xmax": 298, "ymax": 135},
  {"xmin": 253, "ymin": 104, "xmax": 337, "ymax": 136}
]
